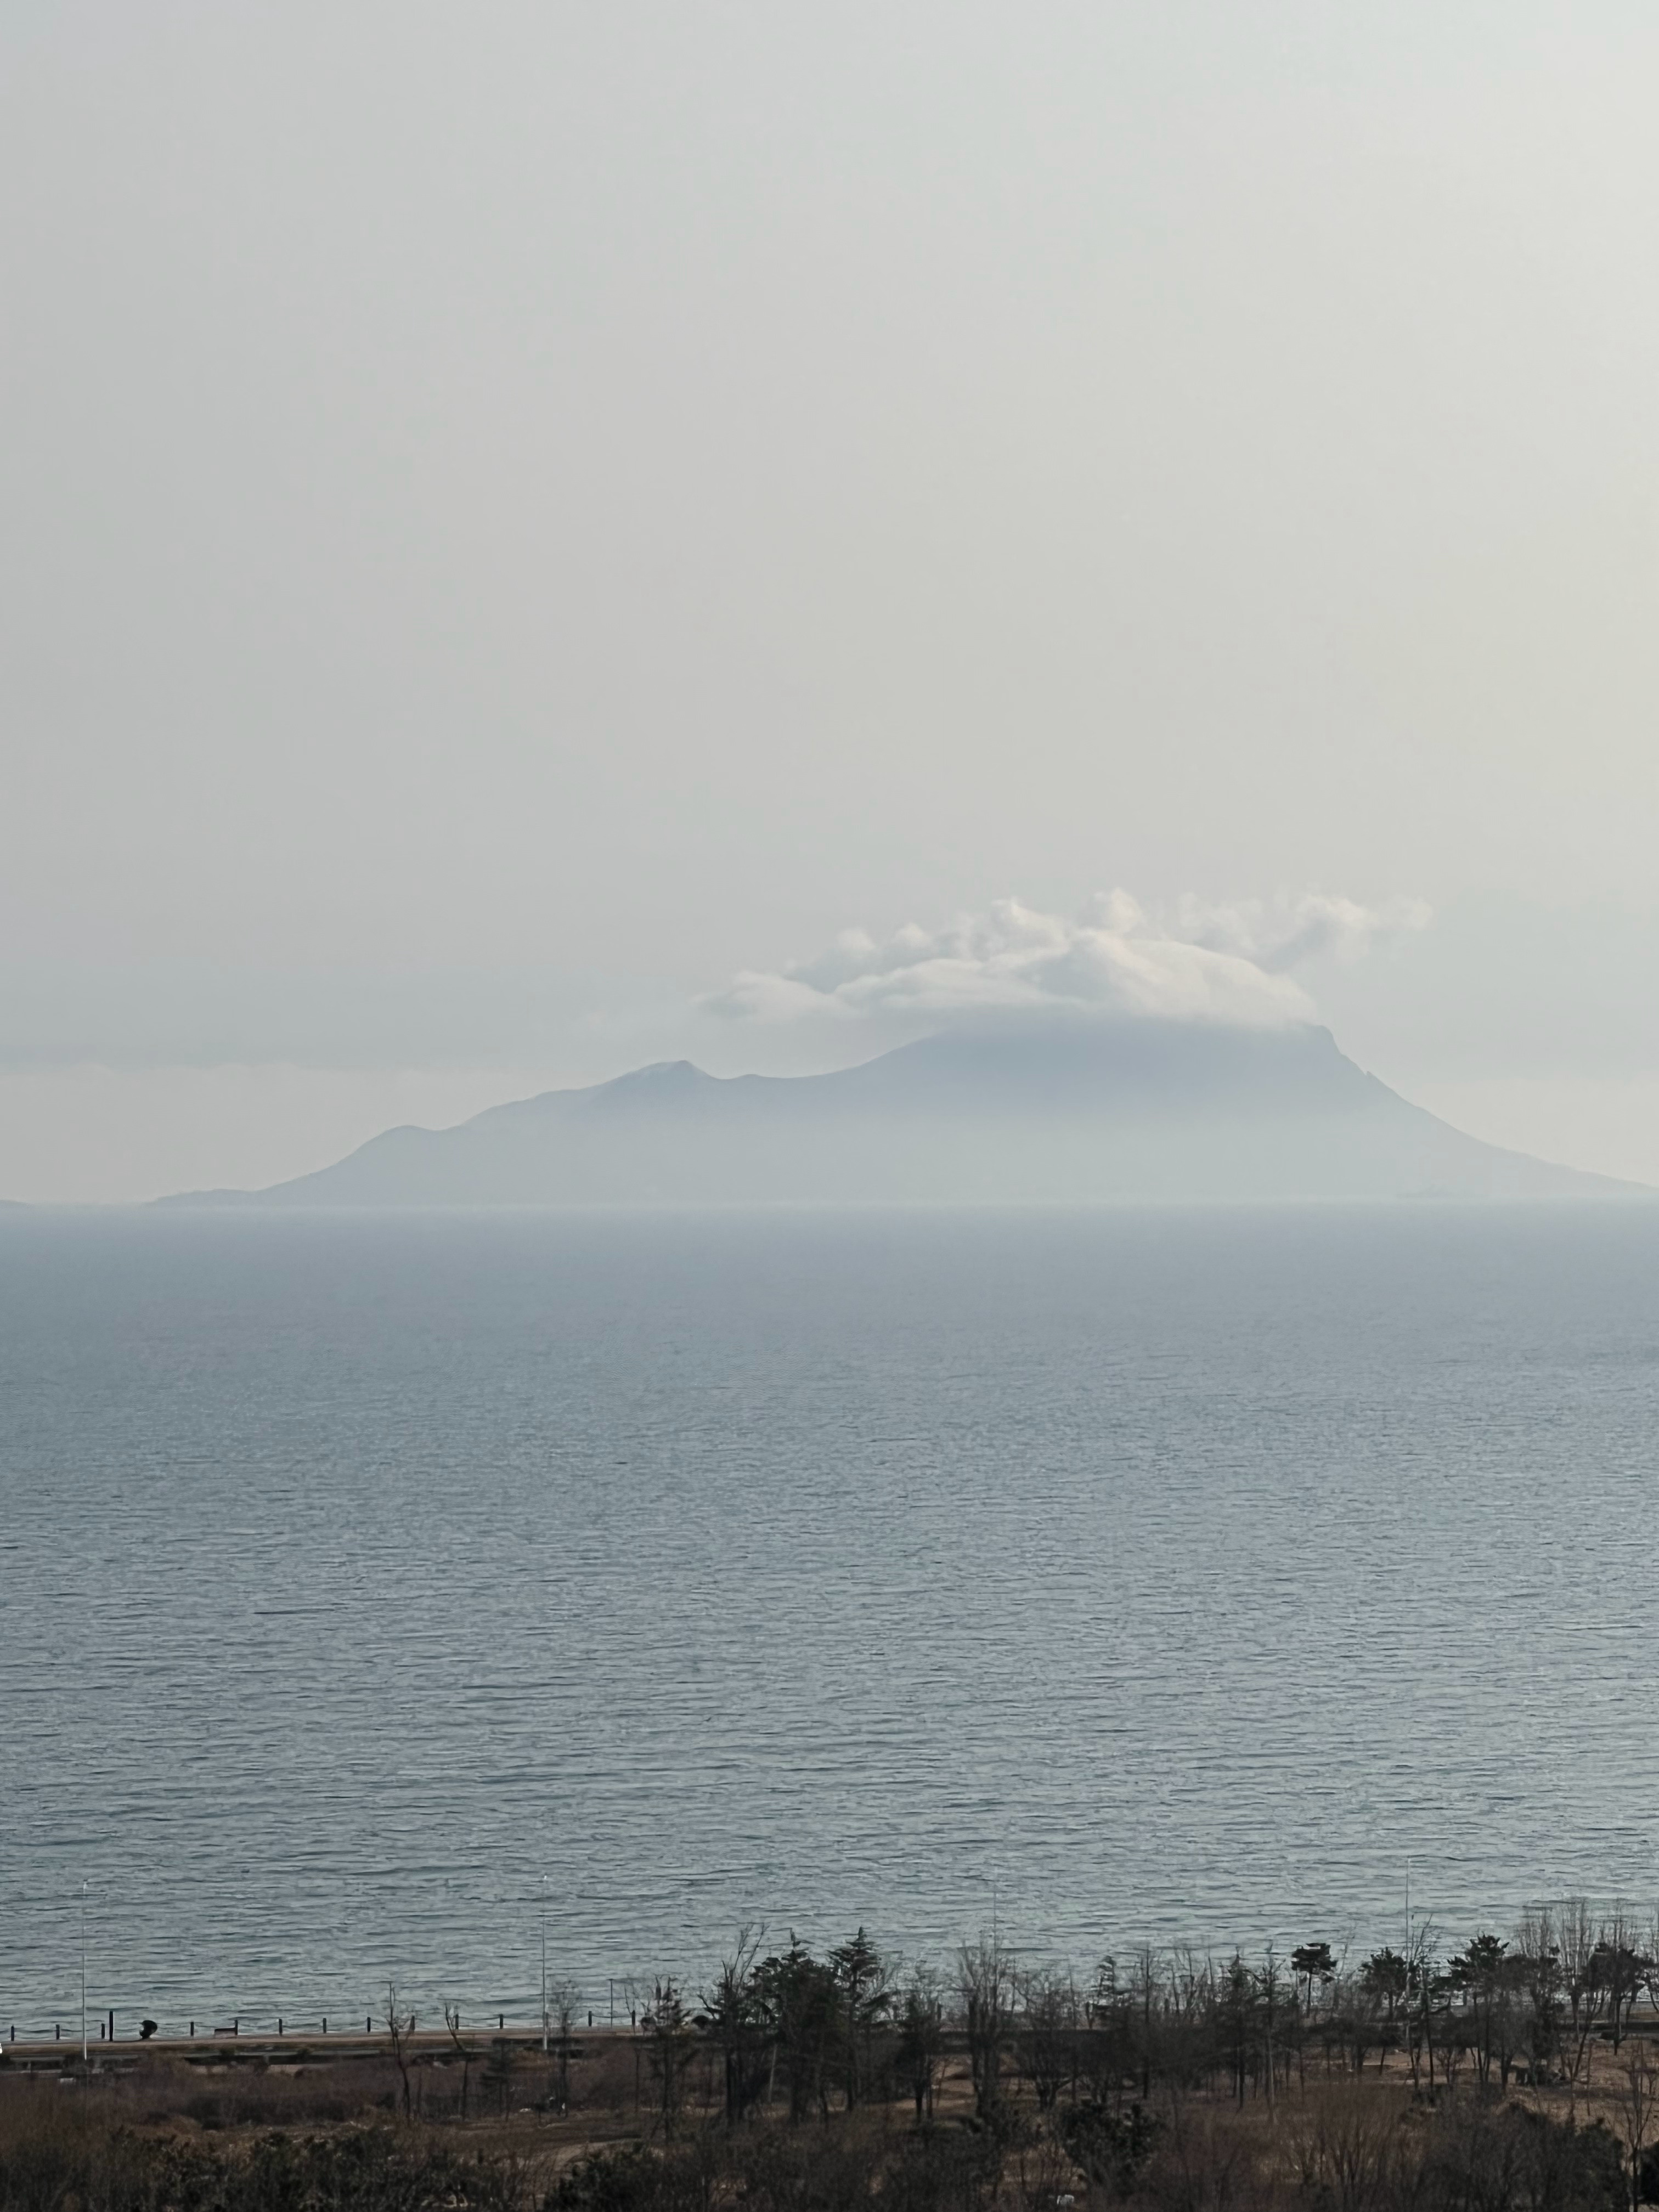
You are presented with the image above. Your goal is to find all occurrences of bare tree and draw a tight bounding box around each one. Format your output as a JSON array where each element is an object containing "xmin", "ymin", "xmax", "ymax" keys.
[
  {"xmin": 442, "ymin": 2001, "xmax": 474, "ymax": 2120},
  {"xmin": 1558, "ymin": 1899, "xmax": 1609, "ymax": 2102},
  {"xmin": 1156, "ymin": 2095, "xmax": 1260, "ymax": 2211},
  {"xmin": 703, "ymin": 1926, "xmax": 768, "ymax": 2126},
  {"xmin": 383, "ymin": 1982, "xmax": 415, "ymax": 2119},
  {"xmin": 957, "ymin": 1934, "xmax": 1016, "ymax": 2120},
  {"xmin": 1285, "ymin": 2080, "xmax": 1403, "ymax": 2212},
  {"xmin": 1012, "ymin": 2119, "xmax": 1082, "ymax": 2211},
  {"xmin": 1402, "ymin": 1920, "xmax": 1441, "ymax": 2092},
  {"xmin": 547, "ymin": 1977, "xmax": 580, "ymax": 2112},
  {"xmin": 1256, "ymin": 1946, "xmax": 1287, "ymax": 2109},
  {"xmin": 895, "ymin": 1966, "xmax": 945, "ymax": 2124},
  {"xmin": 1610, "ymin": 2047, "xmax": 1659, "ymax": 2212},
  {"xmin": 640, "ymin": 1977, "xmax": 693, "ymax": 2138},
  {"xmin": 1594, "ymin": 1911, "xmax": 1647, "ymax": 2053},
  {"xmin": 1127, "ymin": 1945, "xmax": 1161, "ymax": 2103},
  {"xmin": 1515, "ymin": 1906, "xmax": 1564, "ymax": 2086},
  {"xmin": 482, "ymin": 2035, "xmax": 518, "ymax": 2116},
  {"xmin": 1015, "ymin": 1966, "xmax": 1079, "ymax": 2112}
]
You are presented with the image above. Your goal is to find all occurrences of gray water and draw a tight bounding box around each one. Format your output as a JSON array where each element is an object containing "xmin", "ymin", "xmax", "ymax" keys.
[{"xmin": 2, "ymin": 1205, "xmax": 1657, "ymax": 2036}]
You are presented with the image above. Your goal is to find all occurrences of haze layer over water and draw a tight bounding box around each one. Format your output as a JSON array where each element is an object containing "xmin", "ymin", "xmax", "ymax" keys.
[{"xmin": 3, "ymin": 1207, "xmax": 1655, "ymax": 2029}]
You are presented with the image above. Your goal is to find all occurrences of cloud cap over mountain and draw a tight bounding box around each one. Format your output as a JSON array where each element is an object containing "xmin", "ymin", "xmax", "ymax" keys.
[{"xmin": 707, "ymin": 890, "xmax": 1430, "ymax": 1034}]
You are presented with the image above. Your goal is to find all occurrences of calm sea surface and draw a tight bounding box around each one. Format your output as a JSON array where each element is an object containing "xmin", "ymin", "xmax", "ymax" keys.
[{"xmin": 2, "ymin": 1205, "xmax": 1657, "ymax": 2034}]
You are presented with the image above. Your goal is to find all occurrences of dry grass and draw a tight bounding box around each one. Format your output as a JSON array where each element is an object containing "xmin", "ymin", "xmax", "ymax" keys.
[{"xmin": 0, "ymin": 2033, "xmax": 1644, "ymax": 2210}]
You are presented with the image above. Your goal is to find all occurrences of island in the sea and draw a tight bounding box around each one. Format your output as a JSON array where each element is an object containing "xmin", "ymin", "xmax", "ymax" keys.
[{"xmin": 161, "ymin": 1018, "xmax": 1643, "ymax": 1206}]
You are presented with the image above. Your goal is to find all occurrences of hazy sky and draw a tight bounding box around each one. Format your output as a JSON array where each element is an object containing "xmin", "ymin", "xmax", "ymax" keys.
[{"xmin": 4, "ymin": 3, "xmax": 1658, "ymax": 1199}]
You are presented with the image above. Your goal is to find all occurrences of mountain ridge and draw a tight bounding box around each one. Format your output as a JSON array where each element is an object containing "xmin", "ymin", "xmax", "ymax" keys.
[{"xmin": 157, "ymin": 1021, "xmax": 1648, "ymax": 1207}]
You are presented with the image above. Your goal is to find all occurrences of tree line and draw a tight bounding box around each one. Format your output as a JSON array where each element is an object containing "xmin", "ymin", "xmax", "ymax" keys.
[
  {"xmin": 7, "ymin": 1901, "xmax": 1657, "ymax": 2212},
  {"xmin": 614, "ymin": 1901, "xmax": 1659, "ymax": 2135}
]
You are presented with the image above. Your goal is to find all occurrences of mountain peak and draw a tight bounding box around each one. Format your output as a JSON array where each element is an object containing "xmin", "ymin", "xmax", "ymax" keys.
[
  {"xmin": 597, "ymin": 1058, "xmax": 709, "ymax": 1092},
  {"xmin": 158, "ymin": 1017, "xmax": 1646, "ymax": 1207}
]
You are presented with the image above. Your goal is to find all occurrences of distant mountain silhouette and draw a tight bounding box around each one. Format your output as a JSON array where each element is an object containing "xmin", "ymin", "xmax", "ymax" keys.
[{"xmin": 161, "ymin": 1020, "xmax": 1645, "ymax": 1206}]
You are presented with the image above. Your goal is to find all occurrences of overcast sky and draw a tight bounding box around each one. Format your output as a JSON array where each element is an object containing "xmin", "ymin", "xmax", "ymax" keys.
[{"xmin": 4, "ymin": 2, "xmax": 1658, "ymax": 1199}]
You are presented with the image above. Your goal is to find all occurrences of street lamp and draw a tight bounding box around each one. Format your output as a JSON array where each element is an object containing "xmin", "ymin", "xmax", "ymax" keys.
[
  {"xmin": 80, "ymin": 1881, "xmax": 88, "ymax": 2067},
  {"xmin": 540, "ymin": 1876, "xmax": 548, "ymax": 2054}
]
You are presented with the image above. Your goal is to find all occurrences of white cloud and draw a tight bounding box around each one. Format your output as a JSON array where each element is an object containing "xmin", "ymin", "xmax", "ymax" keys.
[
  {"xmin": 706, "ymin": 891, "xmax": 1430, "ymax": 1032},
  {"xmin": 1171, "ymin": 891, "xmax": 1434, "ymax": 974}
]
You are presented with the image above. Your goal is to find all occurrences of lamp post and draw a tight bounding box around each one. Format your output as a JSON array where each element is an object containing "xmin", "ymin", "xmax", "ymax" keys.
[
  {"xmin": 540, "ymin": 1876, "xmax": 548, "ymax": 2054},
  {"xmin": 80, "ymin": 1882, "xmax": 88, "ymax": 2067}
]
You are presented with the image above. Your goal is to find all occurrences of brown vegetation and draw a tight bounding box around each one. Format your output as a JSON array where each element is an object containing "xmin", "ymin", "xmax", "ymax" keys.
[{"xmin": 4, "ymin": 1908, "xmax": 1657, "ymax": 2211}]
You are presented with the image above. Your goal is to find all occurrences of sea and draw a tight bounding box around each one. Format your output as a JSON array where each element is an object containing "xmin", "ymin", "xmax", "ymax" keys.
[{"xmin": 2, "ymin": 1203, "xmax": 1656, "ymax": 2038}]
